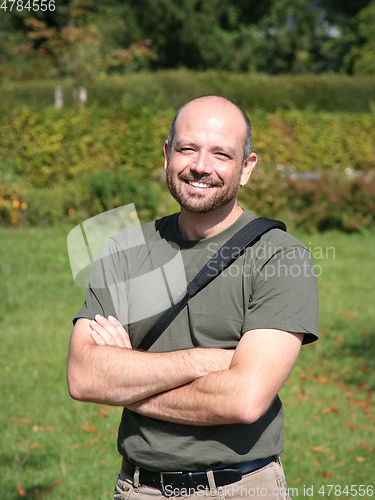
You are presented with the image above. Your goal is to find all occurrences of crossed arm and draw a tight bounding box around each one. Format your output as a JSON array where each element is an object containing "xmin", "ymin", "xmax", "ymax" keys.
[{"xmin": 67, "ymin": 315, "xmax": 303, "ymax": 426}]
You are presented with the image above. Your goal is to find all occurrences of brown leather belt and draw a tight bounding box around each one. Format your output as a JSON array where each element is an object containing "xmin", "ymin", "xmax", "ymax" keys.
[{"xmin": 121, "ymin": 456, "xmax": 276, "ymax": 495}]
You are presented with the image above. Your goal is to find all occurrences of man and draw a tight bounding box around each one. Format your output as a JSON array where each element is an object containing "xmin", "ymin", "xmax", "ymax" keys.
[{"xmin": 67, "ymin": 95, "xmax": 319, "ymax": 500}]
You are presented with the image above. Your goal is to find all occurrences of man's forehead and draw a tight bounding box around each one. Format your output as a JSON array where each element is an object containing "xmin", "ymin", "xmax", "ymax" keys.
[
  {"xmin": 175, "ymin": 97, "xmax": 246, "ymax": 137},
  {"xmin": 179, "ymin": 96, "xmax": 241, "ymax": 119}
]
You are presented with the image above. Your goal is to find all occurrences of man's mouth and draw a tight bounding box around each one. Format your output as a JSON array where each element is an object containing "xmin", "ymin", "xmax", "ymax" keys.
[{"xmin": 184, "ymin": 180, "xmax": 215, "ymax": 189}]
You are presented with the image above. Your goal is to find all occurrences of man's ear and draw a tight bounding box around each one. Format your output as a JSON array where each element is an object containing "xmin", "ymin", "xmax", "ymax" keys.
[
  {"xmin": 240, "ymin": 152, "xmax": 257, "ymax": 187},
  {"xmin": 163, "ymin": 140, "xmax": 170, "ymax": 171}
]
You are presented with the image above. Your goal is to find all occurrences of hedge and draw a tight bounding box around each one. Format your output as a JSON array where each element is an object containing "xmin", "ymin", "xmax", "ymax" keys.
[
  {"xmin": 1, "ymin": 70, "xmax": 375, "ymax": 112},
  {"xmin": 1, "ymin": 105, "xmax": 374, "ymax": 231}
]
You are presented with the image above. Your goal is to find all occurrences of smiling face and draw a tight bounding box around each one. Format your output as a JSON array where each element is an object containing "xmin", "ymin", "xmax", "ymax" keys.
[{"xmin": 164, "ymin": 97, "xmax": 256, "ymax": 215}]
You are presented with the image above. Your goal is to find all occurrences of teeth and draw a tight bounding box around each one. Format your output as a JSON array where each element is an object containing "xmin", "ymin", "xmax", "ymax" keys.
[{"xmin": 189, "ymin": 181, "xmax": 211, "ymax": 188}]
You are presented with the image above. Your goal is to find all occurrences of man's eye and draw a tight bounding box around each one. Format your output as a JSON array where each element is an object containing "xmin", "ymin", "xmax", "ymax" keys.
[{"xmin": 215, "ymin": 152, "xmax": 230, "ymax": 159}]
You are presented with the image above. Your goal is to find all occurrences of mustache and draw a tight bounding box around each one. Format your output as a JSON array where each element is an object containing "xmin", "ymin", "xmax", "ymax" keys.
[{"xmin": 178, "ymin": 173, "xmax": 222, "ymax": 187}]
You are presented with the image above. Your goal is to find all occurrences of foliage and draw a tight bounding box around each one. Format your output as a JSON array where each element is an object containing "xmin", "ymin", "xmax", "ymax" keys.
[
  {"xmin": 0, "ymin": 0, "xmax": 156, "ymax": 82},
  {"xmin": 25, "ymin": 13, "xmax": 103, "ymax": 90},
  {"xmin": 0, "ymin": 106, "xmax": 168, "ymax": 225},
  {"xmin": 285, "ymin": 174, "xmax": 375, "ymax": 232},
  {"xmin": 0, "ymin": 225, "xmax": 374, "ymax": 498},
  {"xmin": 239, "ymin": 172, "xmax": 375, "ymax": 234},
  {"xmin": 1, "ymin": 71, "xmax": 375, "ymax": 112},
  {"xmin": 350, "ymin": 0, "xmax": 375, "ymax": 75},
  {"xmin": 1, "ymin": 0, "xmax": 375, "ymax": 78},
  {"xmin": 0, "ymin": 104, "xmax": 374, "ymax": 231}
]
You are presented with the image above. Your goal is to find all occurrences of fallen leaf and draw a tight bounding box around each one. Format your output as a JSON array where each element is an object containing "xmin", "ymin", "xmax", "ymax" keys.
[
  {"xmin": 358, "ymin": 442, "xmax": 374, "ymax": 452},
  {"xmin": 365, "ymin": 390, "xmax": 372, "ymax": 405},
  {"xmin": 323, "ymin": 471, "xmax": 333, "ymax": 478},
  {"xmin": 32, "ymin": 425, "xmax": 39, "ymax": 433},
  {"xmin": 44, "ymin": 426, "xmax": 57, "ymax": 431},
  {"xmin": 315, "ymin": 375, "xmax": 329, "ymax": 384},
  {"xmin": 33, "ymin": 480, "xmax": 63, "ymax": 499},
  {"xmin": 17, "ymin": 484, "xmax": 28, "ymax": 497},
  {"xmin": 324, "ymin": 407, "xmax": 340, "ymax": 414},
  {"xmin": 337, "ymin": 382, "xmax": 348, "ymax": 389},
  {"xmin": 355, "ymin": 456, "xmax": 367, "ymax": 463},
  {"xmin": 81, "ymin": 421, "xmax": 97, "ymax": 433},
  {"xmin": 342, "ymin": 311, "xmax": 358, "ymax": 319},
  {"xmin": 95, "ymin": 405, "xmax": 110, "ymax": 418},
  {"xmin": 346, "ymin": 421, "xmax": 358, "ymax": 430},
  {"xmin": 337, "ymin": 461, "xmax": 345, "ymax": 467},
  {"xmin": 311, "ymin": 445, "xmax": 325, "ymax": 453},
  {"xmin": 29, "ymin": 442, "xmax": 41, "ymax": 450},
  {"xmin": 296, "ymin": 394, "xmax": 309, "ymax": 401},
  {"xmin": 291, "ymin": 478, "xmax": 303, "ymax": 484},
  {"xmin": 12, "ymin": 417, "xmax": 31, "ymax": 424}
]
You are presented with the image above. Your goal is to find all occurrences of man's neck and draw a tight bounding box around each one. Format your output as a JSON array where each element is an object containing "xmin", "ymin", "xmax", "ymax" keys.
[{"xmin": 177, "ymin": 203, "xmax": 244, "ymax": 240}]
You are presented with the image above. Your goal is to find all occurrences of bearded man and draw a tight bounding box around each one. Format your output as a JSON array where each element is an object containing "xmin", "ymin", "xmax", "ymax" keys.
[{"xmin": 67, "ymin": 95, "xmax": 319, "ymax": 500}]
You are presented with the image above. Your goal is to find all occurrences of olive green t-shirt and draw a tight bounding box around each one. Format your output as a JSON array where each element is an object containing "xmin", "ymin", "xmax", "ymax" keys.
[{"xmin": 74, "ymin": 210, "xmax": 319, "ymax": 471}]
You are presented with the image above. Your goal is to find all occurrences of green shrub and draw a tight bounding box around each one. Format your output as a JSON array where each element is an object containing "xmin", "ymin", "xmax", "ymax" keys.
[
  {"xmin": 240, "ymin": 171, "xmax": 375, "ymax": 233},
  {"xmin": 285, "ymin": 174, "xmax": 375, "ymax": 232},
  {"xmin": 252, "ymin": 109, "xmax": 375, "ymax": 174},
  {"xmin": 83, "ymin": 171, "xmax": 159, "ymax": 222},
  {"xmin": 1, "ymin": 71, "xmax": 374, "ymax": 112},
  {"xmin": 1, "ymin": 105, "xmax": 374, "ymax": 231}
]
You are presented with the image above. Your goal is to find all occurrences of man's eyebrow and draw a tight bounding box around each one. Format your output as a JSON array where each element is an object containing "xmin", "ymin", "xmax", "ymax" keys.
[
  {"xmin": 174, "ymin": 140, "xmax": 196, "ymax": 149},
  {"xmin": 210, "ymin": 145, "xmax": 239, "ymax": 157},
  {"xmin": 174, "ymin": 140, "xmax": 239, "ymax": 157}
]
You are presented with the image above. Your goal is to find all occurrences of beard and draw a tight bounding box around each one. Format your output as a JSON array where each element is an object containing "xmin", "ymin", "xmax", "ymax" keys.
[{"xmin": 166, "ymin": 169, "xmax": 242, "ymax": 214}]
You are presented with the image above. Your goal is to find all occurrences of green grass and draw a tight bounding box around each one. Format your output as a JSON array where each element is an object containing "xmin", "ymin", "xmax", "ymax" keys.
[{"xmin": 0, "ymin": 225, "xmax": 374, "ymax": 499}]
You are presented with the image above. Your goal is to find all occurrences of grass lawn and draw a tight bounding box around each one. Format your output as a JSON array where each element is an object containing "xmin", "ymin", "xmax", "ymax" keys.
[{"xmin": 0, "ymin": 225, "xmax": 374, "ymax": 499}]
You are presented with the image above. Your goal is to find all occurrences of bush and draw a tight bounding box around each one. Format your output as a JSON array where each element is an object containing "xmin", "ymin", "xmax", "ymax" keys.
[
  {"xmin": 1, "ymin": 71, "xmax": 375, "ymax": 112},
  {"xmin": 0, "ymin": 106, "xmax": 168, "ymax": 226},
  {"xmin": 1, "ymin": 104, "xmax": 374, "ymax": 231},
  {"xmin": 82, "ymin": 171, "xmax": 159, "ymax": 222},
  {"xmin": 286, "ymin": 174, "xmax": 375, "ymax": 233},
  {"xmin": 240, "ymin": 172, "xmax": 375, "ymax": 233}
]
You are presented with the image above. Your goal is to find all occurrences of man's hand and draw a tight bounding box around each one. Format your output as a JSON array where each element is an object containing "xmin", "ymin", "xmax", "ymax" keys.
[
  {"xmin": 67, "ymin": 317, "xmax": 234, "ymax": 407},
  {"xmin": 127, "ymin": 329, "xmax": 304, "ymax": 426},
  {"xmin": 90, "ymin": 315, "xmax": 132, "ymax": 349}
]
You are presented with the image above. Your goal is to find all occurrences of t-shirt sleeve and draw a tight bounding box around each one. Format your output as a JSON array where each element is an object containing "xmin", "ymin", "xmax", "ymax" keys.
[
  {"xmin": 73, "ymin": 237, "xmax": 127, "ymax": 325},
  {"xmin": 242, "ymin": 241, "xmax": 319, "ymax": 345}
]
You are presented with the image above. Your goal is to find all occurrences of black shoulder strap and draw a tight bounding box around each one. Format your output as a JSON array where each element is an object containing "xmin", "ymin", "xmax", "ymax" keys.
[{"xmin": 136, "ymin": 217, "xmax": 286, "ymax": 351}]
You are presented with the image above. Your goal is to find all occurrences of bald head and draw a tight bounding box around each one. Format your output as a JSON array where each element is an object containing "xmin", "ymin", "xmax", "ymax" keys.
[{"xmin": 168, "ymin": 95, "xmax": 252, "ymax": 163}]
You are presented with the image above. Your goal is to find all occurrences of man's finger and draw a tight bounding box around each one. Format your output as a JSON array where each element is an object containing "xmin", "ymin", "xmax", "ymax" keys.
[{"xmin": 91, "ymin": 315, "xmax": 132, "ymax": 348}]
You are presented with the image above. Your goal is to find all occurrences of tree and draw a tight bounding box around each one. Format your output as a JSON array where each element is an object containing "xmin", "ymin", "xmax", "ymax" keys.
[
  {"xmin": 25, "ymin": 3, "xmax": 102, "ymax": 98},
  {"xmin": 1, "ymin": 0, "xmax": 374, "ymax": 78},
  {"xmin": 350, "ymin": 0, "xmax": 375, "ymax": 74}
]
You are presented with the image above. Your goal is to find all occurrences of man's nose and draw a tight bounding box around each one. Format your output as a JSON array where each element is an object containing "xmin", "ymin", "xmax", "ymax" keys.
[{"xmin": 191, "ymin": 150, "xmax": 213, "ymax": 175}]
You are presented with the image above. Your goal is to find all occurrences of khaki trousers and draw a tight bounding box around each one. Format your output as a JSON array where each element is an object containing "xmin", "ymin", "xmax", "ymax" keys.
[{"xmin": 113, "ymin": 458, "xmax": 291, "ymax": 500}]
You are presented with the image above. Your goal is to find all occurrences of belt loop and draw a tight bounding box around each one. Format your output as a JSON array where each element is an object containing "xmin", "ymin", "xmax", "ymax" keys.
[
  {"xmin": 133, "ymin": 465, "xmax": 140, "ymax": 490},
  {"xmin": 206, "ymin": 469, "xmax": 217, "ymax": 492}
]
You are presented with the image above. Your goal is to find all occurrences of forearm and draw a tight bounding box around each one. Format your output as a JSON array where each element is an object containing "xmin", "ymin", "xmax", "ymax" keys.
[
  {"xmin": 128, "ymin": 365, "xmax": 250, "ymax": 426},
  {"xmin": 128, "ymin": 329, "xmax": 304, "ymax": 426},
  {"xmin": 67, "ymin": 325, "xmax": 233, "ymax": 406}
]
